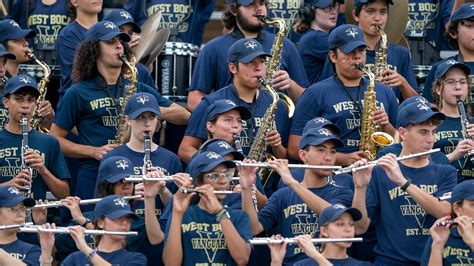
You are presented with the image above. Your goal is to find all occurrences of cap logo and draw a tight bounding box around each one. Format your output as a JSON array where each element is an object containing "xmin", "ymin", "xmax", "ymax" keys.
[
  {"xmin": 225, "ymin": 100, "xmax": 236, "ymax": 107},
  {"xmin": 9, "ymin": 20, "xmax": 20, "ymax": 28},
  {"xmin": 470, "ymin": 4, "xmax": 474, "ymax": 10},
  {"xmin": 115, "ymin": 159, "xmax": 129, "ymax": 170},
  {"xmin": 8, "ymin": 187, "xmax": 20, "ymax": 195},
  {"xmin": 206, "ymin": 152, "xmax": 220, "ymax": 160},
  {"xmin": 136, "ymin": 94, "xmax": 150, "ymax": 105},
  {"xmin": 218, "ymin": 141, "xmax": 231, "ymax": 150},
  {"xmin": 244, "ymin": 40, "xmax": 257, "ymax": 50},
  {"xmin": 446, "ymin": 59, "xmax": 456, "ymax": 65},
  {"xmin": 416, "ymin": 98, "xmax": 431, "ymax": 111},
  {"xmin": 104, "ymin": 22, "xmax": 116, "ymax": 30},
  {"xmin": 19, "ymin": 76, "xmax": 31, "ymax": 84},
  {"xmin": 346, "ymin": 27, "xmax": 358, "ymax": 38},
  {"xmin": 318, "ymin": 128, "xmax": 331, "ymax": 137},
  {"xmin": 114, "ymin": 198, "xmax": 127, "ymax": 207},
  {"xmin": 120, "ymin": 11, "xmax": 132, "ymax": 20},
  {"xmin": 333, "ymin": 204, "xmax": 346, "ymax": 210},
  {"xmin": 314, "ymin": 117, "xmax": 326, "ymax": 124}
]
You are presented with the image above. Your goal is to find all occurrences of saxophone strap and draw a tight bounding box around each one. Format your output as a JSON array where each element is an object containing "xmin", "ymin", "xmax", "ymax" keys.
[
  {"xmin": 93, "ymin": 74, "xmax": 126, "ymax": 107},
  {"xmin": 231, "ymin": 27, "xmax": 266, "ymax": 44},
  {"xmin": 231, "ymin": 82, "xmax": 258, "ymax": 145}
]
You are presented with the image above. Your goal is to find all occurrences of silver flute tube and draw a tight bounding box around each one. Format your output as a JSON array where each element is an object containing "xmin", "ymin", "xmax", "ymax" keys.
[
  {"xmin": 0, "ymin": 222, "xmax": 33, "ymax": 230},
  {"xmin": 32, "ymin": 195, "xmax": 141, "ymax": 209},
  {"xmin": 124, "ymin": 176, "xmax": 193, "ymax": 182},
  {"xmin": 334, "ymin": 149, "xmax": 440, "ymax": 175},
  {"xmin": 249, "ymin": 237, "xmax": 363, "ymax": 245},
  {"xmin": 436, "ymin": 220, "xmax": 474, "ymax": 226},
  {"xmin": 179, "ymin": 188, "xmax": 238, "ymax": 195},
  {"xmin": 18, "ymin": 226, "xmax": 138, "ymax": 236},
  {"xmin": 234, "ymin": 161, "xmax": 342, "ymax": 170}
]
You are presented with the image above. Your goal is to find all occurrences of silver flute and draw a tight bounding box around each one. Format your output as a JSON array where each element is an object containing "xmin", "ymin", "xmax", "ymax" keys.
[
  {"xmin": 249, "ymin": 237, "xmax": 363, "ymax": 245},
  {"xmin": 32, "ymin": 195, "xmax": 141, "ymax": 209},
  {"xmin": 0, "ymin": 222, "xmax": 33, "ymax": 230},
  {"xmin": 20, "ymin": 113, "xmax": 33, "ymax": 197},
  {"xmin": 124, "ymin": 175, "xmax": 193, "ymax": 182},
  {"xmin": 436, "ymin": 220, "xmax": 474, "ymax": 226},
  {"xmin": 234, "ymin": 161, "xmax": 342, "ymax": 170},
  {"xmin": 178, "ymin": 188, "xmax": 238, "ymax": 195},
  {"xmin": 18, "ymin": 225, "xmax": 138, "ymax": 236},
  {"xmin": 334, "ymin": 149, "xmax": 440, "ymax": 175}
]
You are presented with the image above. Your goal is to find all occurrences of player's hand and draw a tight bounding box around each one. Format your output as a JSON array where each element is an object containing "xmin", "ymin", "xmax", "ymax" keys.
[
  {"xmin": 9, "ymin": 169, "xmax": 32, "ymax": 190},
  {"xmin": 351, "ymin": 158, "xmax": 373, "ymax": 188},
  {"xmin": 272, "ymin": 70, "xmax": 291, "ymax": 91},
  {"xmin": 37, "ymin": 100, "xmax": 55, "ymax": 121},
  {"xmin": 266, "ymin": 130, "xmax": 282, "ymax": 148},
  {"xmin": 90, "ymin": 144, "xmax": 119, "ymax": 160},
  {"xmin": 380, "ymin": 69, "xmax": 405, "ymax": 87}
]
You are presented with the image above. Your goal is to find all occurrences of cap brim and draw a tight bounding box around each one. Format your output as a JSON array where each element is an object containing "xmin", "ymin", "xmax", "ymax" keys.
[
  {"xmin": 314, "ymin": 0, "xmax": 333, "ymax": 8},
  {"xmin": 450, "ymin": 194, "xmax": 474, "ymax": 204},
  {"xmin": 340, "ymin": 41, "xmax": 366, "ymax": 54},
  {"xmin": 239, "ymin": 51, "xmax": 272, "ymax": 64},
  {"xmin": 437, "ymin": 63, "xmax": 471, "ymax": 80},
  {"xmin": 105, "ymin": 209, "xmax": 139, "ymax": 221},
  {"xmin": 2, "ymin": 196, "xmax": 35, "ymax": 208},
  {"xmin": 219, "ymin": 150, "xmax": 245, "ymax": 161},
  {"xmin": 128, "ymin": 108, "xmax": 161, "ymax": 119},
  {"xmin": 99, "ymin": 32, "xmax": 131, "ymax": 42},
  {"xmin": 6, "ymin": 86, "xmax": 40, "ymax": 97},
  {"xmin": 106, "ymin": 173, "xmax": 133, "ymax": 184},
  {"xmin": 401, "ymin": 112, "xmax": 446, "ymax": 128},
  {"xmin": 200, "ymin": 160, "xmax": 237, "ymax": 175},
  {"xmin": 0, "ymin": 52, "xmax": 16, "ymax": 60},
  {"xmin": 300, "ymin": 136, "xmax": 344, "ymax": 149},
  {"xmin": 343, "ymin": 207, "xmax": 362, "ymax": 222},
  {"xmin": 116, "ymin": 21, "xmax": 142, "ymax": 34},
  {"xmin": 7, "ymin": 29, "xmax": 36, "ymax": 40},
  {"xmin": 303, "ymin": 123, "xmax": 341, "ymax": 135}
]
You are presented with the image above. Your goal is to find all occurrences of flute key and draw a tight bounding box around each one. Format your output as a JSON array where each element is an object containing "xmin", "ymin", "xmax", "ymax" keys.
[
  {"xmin": 249, "ymin": 237, "xmax": 363, "ymax": 245},
  {"xmin": 178, "ymin": 188, "xmax": 238, "ymax": 195}
]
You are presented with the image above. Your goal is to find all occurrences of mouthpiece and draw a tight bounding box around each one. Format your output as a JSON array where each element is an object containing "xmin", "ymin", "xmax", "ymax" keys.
[
  {"xmin": 355, "ymin": 63, "xmax": 364, "ymax": 70},
  {"xmin": 119, "ymin": 54, "xmax": 127, "ymax": 62},
  {"xmin": 259, "ymin": 77, "xmax": 268, "ymax": 85},
  {"xmin": 256, "ymin": 15, "xmax": 267, "ymax": 22}
]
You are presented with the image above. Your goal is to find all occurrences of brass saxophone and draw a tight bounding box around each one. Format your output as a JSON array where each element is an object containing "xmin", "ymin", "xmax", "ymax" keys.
[
  {"xmin": 374, "ymin": 25, "xmax": 388, "ymax": 82},
  {"xmin": 356, "ymin": 63, "xmax": 394, "ymax": 160},
  {"xmin": 114, "ymin": 54, "xmax": 138, "ymax": 144},
  {"xmin": 27, "ymin": 49, "xmax": 51, "ymax": 133}
]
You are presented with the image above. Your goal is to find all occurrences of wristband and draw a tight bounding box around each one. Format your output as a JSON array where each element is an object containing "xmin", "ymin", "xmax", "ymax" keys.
[
  {"xmin": 216, "ymin": 208, "xmax": 230, "ymax": 222},
  {"xmin": 86, "ymin": 249, "xmax": 96, "ymax": 261},
  {"xmin": 80, "ymin": 218, "xmax": 92, "ymax": 228},
  {"xmin": 400, "ymin": 177, "xmax": 412, "ymax": 191},
  {"xmin": 39, "ymin": 255, "xmax": 53, "ymax": 264}
]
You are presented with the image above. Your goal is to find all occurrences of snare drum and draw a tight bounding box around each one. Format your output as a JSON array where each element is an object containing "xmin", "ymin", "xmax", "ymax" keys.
[{"xmin": 155, "ymin": 42, "xmax": 199, "ymax": 102}]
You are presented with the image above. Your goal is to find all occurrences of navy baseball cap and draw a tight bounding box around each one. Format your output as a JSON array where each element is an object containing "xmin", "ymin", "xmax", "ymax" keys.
[
  {"xmin": 450, "ymin": 180, "xmax": 474, "ymax": 204},
  {"xmin": 206, "ymin": 99, "xmax": 251, "ymax": 122},
  {"xmin": 199, "ymin": 139, "xmax": 245, "ymax": 161},
  {"xmin": 303, "ymin": 117, "xmax": 341, "ymax": 135},
  {"xmin": 299, "ymin": 127, "xmax": 344, "ymax": 149},
  {"xmin": 189, "ymin": 151, "xmax": 236, "ymax": 179},
  {"xmin": 4, "ymin": 74, "xmax": 39, "ymax": 97},
  {"xmin": 125, "ymin": 92, "xmax": 161, "ymax": 119},
  {"xmin": 317, "ymin": 204, "xmax": 362, "ymax": 226},
  {"xmin": 228, "ymin": 38, "xmax": 271, "ymax": 64},
  {"xmin": 397, "ymin": 99, "xmax": 445, "ymax": 128},
  {"xmin": 328, "ymin": 24, "xmax": 366, "ymax": 53},
  {"xmin": 0, "ymin": 44, "xmax": 15, "ymax": 60},
  {"xmin": 354, "ymin": 0, "xmax": 393, "ymax": 5},
  {"xmin": 103, "ymin": 9, "xmax": 141, "ymax": 33},
  {"xmin": 0, "ymin": 186, "xmax": 35, "ymax": 208},
  {"xmin": 97, "ymin": 156, "xmax": 135, "ymax": 184},
  {"xmin": 227, "ymin": 0, "xmax": 254, "ymax": 6},
  {"xmin": 85, "ymin": 21, "xmax": 131, "ymax": 42},
  {"xmin": 451, "ymin": 3, "xmax": 474, "ymax": 21},
  {"xmin": 0, "ymin": 19, "xmax": 36, "ymax": 42},
  {"xmin": 435, "ymin": 59, "xmax": 471, "ymax": 81},
  {"xmin": 93, "ymin": 195, "xmax": 138, "ymax": 221}
]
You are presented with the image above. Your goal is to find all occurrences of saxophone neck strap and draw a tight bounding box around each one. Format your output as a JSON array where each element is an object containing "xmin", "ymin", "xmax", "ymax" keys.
[
  {"xmin": 94, "ymin": 74, "xmax": 125, "ymax": 107},
  {"xmin": 231, "ymin": 82, "xmax": 257, "ymax": 145}
]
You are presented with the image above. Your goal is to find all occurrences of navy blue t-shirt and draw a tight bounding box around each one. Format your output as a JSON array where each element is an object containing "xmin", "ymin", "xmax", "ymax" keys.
[
  {"xmin": 377, "ymin": 143, "xmax": 449, "ymax": 165},
  {"xmin": 0, "ymin": 239, "xmax": 41, "ymax": 265},
  {"xmin": 421, "ymin": 227, "xmax": 474, "ymax": 266},
  {"xmin": 124, "ymin": 0, "xmax": 214, "ymax": 46},
  {"xmin": 54, "ymin": 75, "xmax": 172, "ymax": 171},
  {"xmin": 290, "ymin": 77, "xmax": 398, "ymax": 153},
  {"xmin": 405, "ymin": 0, "xmax": 453, "ymax": 52},
  {"xmin": 7, "ymin": 0, "xmax": 70, "ymax": 51},
  {"xmin": 366, "ymin": 162, "xmax": 457, "ymax": 263},
  {"xmin": 185, "ymin": 84, "xmax": 291, "ymax": 156},
  {"xmin": 278, "ymin": 168, "xmax": 354, "ymax": 192},
  {"xmin": 189, "ymin": 30, "xmax": 308, "ymax": 95},
  {"xmin": 298, "ymin": 29, "xmax": 330, "ymax": 84},
  {"xmin": 0, "ymin": 129, "xmax": 70, "ymax": 200},
  {"xmin": 320, "ymin": 44, "xmax": 417, "ymax": 101},
  {"xmin": 163, "ymin": 204, "xmax": 252, "ymax": 265},
  {"xmin": 258, "ymin": 184, "xmax": 353, "ymax": 265},
  {"xmin": 294, "ymin": 256, "xmax": 373, "ymax": 266},
  {"xmin": 435, "ymin": 116, "xmax": 474, "ymax": 182},
  {"xmin": 56, "ymin": 21, "xmax": 87, "ymax": 92},
  {"xmin": 61, "ymin": 248, "xmax": 147, "ymax": 265}
]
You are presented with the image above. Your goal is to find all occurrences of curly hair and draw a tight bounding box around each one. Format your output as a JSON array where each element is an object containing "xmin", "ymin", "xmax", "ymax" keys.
[
  {"xmin": 72, "ymin": 39, "xmax": 133, "ymax": 82},
  {"xmin": 222, "ymin": 0, "xmax": 269, "ymax": 31}
]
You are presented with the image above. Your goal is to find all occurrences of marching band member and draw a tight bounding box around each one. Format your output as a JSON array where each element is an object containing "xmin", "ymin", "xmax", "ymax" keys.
[
  {"xmin": 240, "ymin": 128, "xmax": 353, "ymax": 265},
  {"xmin": 295, "ymin": 0, "xmax": 341, "ymax": 84},
  {"xmin": 432, "ymin": 60, "xmax": 474, "ymax": 183},
  {"xmin": 163, "ymin": 151, "xmax": 252, "ymax": 265},
  {"xmin": 179, "ymin": 38, "xmax": 290, "ymax": 166},
  {"xmin": 352, "ymin": 99, "xmax": 458, "ymax": 265},
  {"xmin": 0, "ymin": 74, "xmax": 70, "ymax": 200},
  {"xmin": 421, "ymin": 180, "xmax": 474, "ymax": 265},
  {"xmin": 187, "ymin": 0, "xmax": 308, "ymax": 111},
  {"xmin": 289, "ymin": 24, "xmax": 398, "ymax": 165},
  {"xmin": 49, "ymin": 21, "xmax": 178, "ymax": 201},
  {"xmin": 61, "ymin": 194, "xmax": 147, "ymax": 265},
  {"xmin": 0, "ymin": 185, "xmax": 55, "ymax": 265},
  {"xmin": 268, "ymin": 234, "xmax": 332, "ymax": 266}
]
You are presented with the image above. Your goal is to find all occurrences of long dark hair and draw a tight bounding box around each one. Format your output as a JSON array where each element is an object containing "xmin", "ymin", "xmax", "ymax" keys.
[
  {"xmin": 71, "ymin": 39, "xmax": 133, "ymax": 82},
  {"xmin": 294, "ymin": 4, "xmax": 317, "ymax": 34}
]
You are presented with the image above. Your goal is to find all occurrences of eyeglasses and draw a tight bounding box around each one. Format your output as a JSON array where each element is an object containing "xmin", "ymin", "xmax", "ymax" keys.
[
  {"xmin": 3, "ymin": 206, "xmax": 30, "ymax": 216},
  {"xmin": 322, "ymin": 3, "xmax": 340, "ymax": 13},
  {"xmin": 203, "ymin": 169, "xmax": 236, "ymax": 183},
  {"xmin": 443, "ymin": 79, "xmax": 468, "ymax": 86}
]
